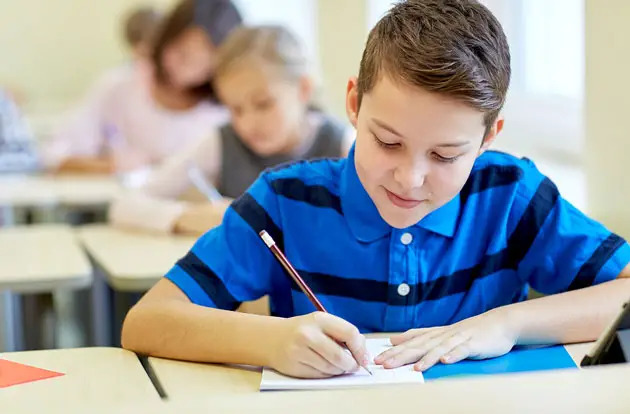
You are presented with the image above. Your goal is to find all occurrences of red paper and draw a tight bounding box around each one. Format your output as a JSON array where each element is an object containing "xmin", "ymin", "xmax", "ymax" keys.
[{"xmin": 0, "ymin": 359, "xmax": 64, "ymax": 388}]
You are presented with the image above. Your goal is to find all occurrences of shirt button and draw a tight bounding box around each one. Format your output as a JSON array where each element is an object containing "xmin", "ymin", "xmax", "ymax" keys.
[
  {"xmin": 397, "ymin": 283, "xmax": 410, "ymax": 296},
  {"xmin": 400, "ymin": 232, "xmax": 413, "ymax": 245}
]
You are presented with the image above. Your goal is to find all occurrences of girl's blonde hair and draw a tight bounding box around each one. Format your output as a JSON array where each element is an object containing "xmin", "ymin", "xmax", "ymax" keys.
[{"xmin": 215, "ymin": 25, "xmax": 310, "ymax": 81}]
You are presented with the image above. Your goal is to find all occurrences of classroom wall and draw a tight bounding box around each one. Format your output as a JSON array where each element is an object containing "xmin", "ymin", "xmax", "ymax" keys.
[
  {"xmin": 0, "ymin": 0, "xmax": 176, "ymax": 110},
  {"xmin": 0, "ymin": 0, "xmax": 366, "ymax": 119},
  {"xmin": 585, "ymin": 0, "xmax": 630, "ymax": 239},
  {"xmin": 317, "ymin": 0, "xmax": 367, "ymax": 118}
]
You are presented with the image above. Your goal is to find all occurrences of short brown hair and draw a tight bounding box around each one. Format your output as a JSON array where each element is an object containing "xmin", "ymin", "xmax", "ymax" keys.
[
  {"xmin": 357, "ymin": 0, "xmax": 510, "ymax": 129},
  {"xmin": 123, "ymin": 7, "xmax": 162, "ymax": 48}
]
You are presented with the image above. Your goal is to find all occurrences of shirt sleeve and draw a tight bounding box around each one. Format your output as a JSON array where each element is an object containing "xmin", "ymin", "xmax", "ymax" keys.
[
  {"xmin": 0, "ymin": 90, "xmax": 39, "ymax": 170},
  {"xmin": 40, "ymin": 68, "xmax": 128, "ymax": 168},
  {"xmin": 107, "ymin": 130, "xmax": 222, "ymax": 234},
  {"xmin": 164, "ymin": 173, "xmax": 284, "ymax": 309},
  {"xmin": 514, "ymin": 162, "xmax": 630, "ymax": 294},
  {"xmin": 108, "ymin": 191, "xmax": 187, "ymax": 234},
  {"xmin": 0, "ymin": 91, "xmax": 34, "ymax": 146},
  {"xmin": 141, "ymin": 129, "xmax": 221, "ymax": 198}
]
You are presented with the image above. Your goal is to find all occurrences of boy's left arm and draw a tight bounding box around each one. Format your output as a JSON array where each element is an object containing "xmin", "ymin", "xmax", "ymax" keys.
[{"xmin": 376, "ymin": 263, "xmax": 630, "ymax": 371}]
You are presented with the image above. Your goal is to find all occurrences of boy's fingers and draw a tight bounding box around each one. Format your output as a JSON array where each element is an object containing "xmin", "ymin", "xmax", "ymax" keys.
[
  {"xmin": 381, "ymin": 348, "xmax": 426, "ymax": 368},
  {"xmin": 415, "ymin": 333, "xmax": 469, "ymax": 371},
  {"xmin": 374, "ymin": 345, "xmax": 404, "ymax": 364},
  {"xmin": 389, "ymin": 327, "xmax": 436, "ymax": 345},
  {"xmin": 440, "ymin": 343, "xmax": 470, "ymax": 365},
  {"xmin": 298, "ymin": 361, "xmax": 334, "ymax": 379},
  {"xmin": 303, "ymin": 348, "xmax": 346, "ymax": 376},
  {"xmin": 376, "ymin": 330, "xmax": 447, "ymax": 365},
  {"xmin": 309, "ymin": 332, "xmax": 359, "ymax": 373},
  {"xmin": 316, "ymin": 313, "xmax": 368, "ymax": 366},
  {"xmin": 415, "ymin": 345, "xmax": 451, "ymax": 371}
]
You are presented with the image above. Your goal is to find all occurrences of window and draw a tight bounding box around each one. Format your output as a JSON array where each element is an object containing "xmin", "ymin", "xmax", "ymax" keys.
[
  {"xmin": 367, "ymin": 0, "xmax": 586, "ymax": 160},
  {"xmin": 232, "ymin": 0, "xmax": 318, "ymax": 63}
]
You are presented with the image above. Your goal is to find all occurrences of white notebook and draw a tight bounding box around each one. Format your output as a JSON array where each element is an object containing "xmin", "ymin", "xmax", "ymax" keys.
[{"xmin": 260, "ymin": 338, "xmax": 424, "ymax": 390}]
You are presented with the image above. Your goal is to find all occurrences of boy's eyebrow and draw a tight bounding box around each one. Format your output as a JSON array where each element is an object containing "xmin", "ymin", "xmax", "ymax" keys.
[
  {"xmin": 371, "ymin": 118, "xmax": 405, "ymax": 138},
  {"xmin": 435, "ymin": 141, "xmax": 471, "ymax": 148}
]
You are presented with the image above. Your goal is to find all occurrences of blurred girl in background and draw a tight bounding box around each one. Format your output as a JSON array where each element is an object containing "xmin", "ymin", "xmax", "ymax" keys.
[
  {"xmin": 43, "ymin": 0, "xmax": 242, "ymax": 174},
  {"xmin": 110, "ymin": 25, "xmax": 355, "ymax": 235}
]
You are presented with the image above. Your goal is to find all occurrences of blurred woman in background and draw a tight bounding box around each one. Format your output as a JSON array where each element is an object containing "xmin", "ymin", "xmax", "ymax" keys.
[
  {"xmin": 43, "ymin": 0, "xmax": 242, "ymax": 175},
  {"xmin": 110, "ymin": 25, "xmax": 355, "ymax": 235}
]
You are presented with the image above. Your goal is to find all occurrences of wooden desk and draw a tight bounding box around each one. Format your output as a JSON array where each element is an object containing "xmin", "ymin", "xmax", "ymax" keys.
[
  {"xmin": 0, "ymin": 347, "xmax": 160, "ymax": 413},
  {"xmin": 0, "ymin": 174, "xmax": 120, "ymax": 208},
  {"xmin": 51, "ymin": 175, "xmax": 121, "ymax": 207},
  {"xmin": 0, "ymin": 224, "xmax": 91, "ymax": 292},
  {"xmin": 0, "ymin": 225, "xmax": 92, "ymax": 351},
  {"xmin": 77, "ymin": 225, "xmax": 194, "ymax": 292},
  {"xmin": 148, "ymin": 341, "xmax": 593, "ymax": 401},
  {"xmin": 139, "ymin": 363, "xmax": 629, "ymax": 414},
  {"xmin": 76, "ymin": 225, "xmax": 194, "ymax": 347}
]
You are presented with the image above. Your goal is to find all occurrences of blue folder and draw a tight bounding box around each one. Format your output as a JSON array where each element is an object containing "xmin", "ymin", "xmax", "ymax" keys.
[{"xmin": 423, "ymin": 345, "xmax": 577, "ymax": 381}]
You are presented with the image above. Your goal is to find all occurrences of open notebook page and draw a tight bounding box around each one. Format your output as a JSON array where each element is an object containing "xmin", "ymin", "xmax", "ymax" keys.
[{"xmin": 260, "ymin": 338, "xmax": 424, "ymax": 390}]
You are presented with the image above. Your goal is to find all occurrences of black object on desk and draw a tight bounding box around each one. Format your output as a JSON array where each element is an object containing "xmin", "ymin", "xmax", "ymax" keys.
[{"xmin": 581, "ymin": 298, "xmax": 630, "ymax": 366}]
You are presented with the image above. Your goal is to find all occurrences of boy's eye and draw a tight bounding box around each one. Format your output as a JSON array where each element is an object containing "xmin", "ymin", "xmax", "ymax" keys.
[
  {"xmin": 373, "ymin": 133, "xmax": 400, "ymax": 150},
  {"xmin": 432, "ymin": 152, "xmax": 460, "ymax": 163}
]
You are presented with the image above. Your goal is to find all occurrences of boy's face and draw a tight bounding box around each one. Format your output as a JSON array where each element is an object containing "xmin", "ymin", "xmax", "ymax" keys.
[{"xmin": 346, "ymin": 74, "xmax": 502, "ymax": 229}]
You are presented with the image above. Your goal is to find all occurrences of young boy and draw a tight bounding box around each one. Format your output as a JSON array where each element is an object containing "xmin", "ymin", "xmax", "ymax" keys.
[{"xmin": 121, "ymin": 0, "xmax": 630, "ymax": 378}]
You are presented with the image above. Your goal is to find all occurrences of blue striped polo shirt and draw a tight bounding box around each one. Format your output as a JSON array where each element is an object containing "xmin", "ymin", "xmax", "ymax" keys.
[{"xmin": 165, "ymin": 147, "xmax": 630, "ymax": 333}]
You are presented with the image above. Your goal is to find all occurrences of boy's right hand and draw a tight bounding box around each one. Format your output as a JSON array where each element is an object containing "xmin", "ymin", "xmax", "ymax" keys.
[{"xmin": 268, "ymin": 312, "xmax": 369, "ymax": 379}]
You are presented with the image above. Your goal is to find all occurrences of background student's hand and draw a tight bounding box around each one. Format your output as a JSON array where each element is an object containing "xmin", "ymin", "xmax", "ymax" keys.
[
  {"xmin": 268, "ymin": 312, "xmax": 370, "ymax": 379},
  {"xmin": 374, "ymin": 308, "xmax": 517, "ymax": 371},
  {"xmin": 112, "ymin": 147, "xmax": 152, "ymax": 172},
  {"xmin": 55, "ymin": 156, "xmax": 117, "ymax": 174},
  {"xmin": 173, "ymin": 199, "xmax": 232, "ymax": 235}
]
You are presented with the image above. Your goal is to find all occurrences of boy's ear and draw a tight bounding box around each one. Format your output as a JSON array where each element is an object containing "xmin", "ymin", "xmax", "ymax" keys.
[
  {"xmin": 479, "ymin": 115, "xmax": 504, "ymax": 154},
  {"xmin": 298, "ymin": 75, "xmax": 314, "ymax": 104},
  {"xmin": 345, "ymin": 76, "xmax": 359, "ymax": 128}
]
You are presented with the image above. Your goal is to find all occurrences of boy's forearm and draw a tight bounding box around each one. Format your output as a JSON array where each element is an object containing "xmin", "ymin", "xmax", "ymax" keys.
[
  {"xmin": 504, "ymin": 278, "xmax": 630, "ymax": 345},
  {"xmin": 121, "ymin": 299, "xmax": 284, "ymax": 366}
]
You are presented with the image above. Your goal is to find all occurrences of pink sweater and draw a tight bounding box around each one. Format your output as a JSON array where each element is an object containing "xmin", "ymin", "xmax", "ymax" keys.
[{"xmin": 43, "ymin": 62, "xmax": 228, "ymax": 170}]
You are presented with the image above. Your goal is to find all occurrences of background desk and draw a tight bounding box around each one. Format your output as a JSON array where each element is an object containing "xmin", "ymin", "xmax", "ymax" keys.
[
  {"xmin": 0, "ymin": 174, "xmax": 120, "ymax": 209},
  {"xmin": 0, "ymin": 173, "xmax": 120, "ymax": 227},
  {"xmin": 77, "ymin": 225, "xmax": 194, "ymax": 292},
  {"xmin": 77, "ymin": 224, "xmax": 194, "ymax": 346},
  {"xmin": 0, "ymin": 224, "xmax": 91, "ymax": 351}
]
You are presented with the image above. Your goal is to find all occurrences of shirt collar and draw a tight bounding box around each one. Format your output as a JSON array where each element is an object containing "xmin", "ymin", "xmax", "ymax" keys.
[
  {"xmin": 340, "ymin": 145, "xmax": 460, "ymax": 242},
  {"xmin": 415, "ymin": 193, "xmax": 460, "ymax": 238}
]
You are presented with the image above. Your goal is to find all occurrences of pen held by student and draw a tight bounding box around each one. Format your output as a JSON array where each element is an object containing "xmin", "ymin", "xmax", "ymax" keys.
[
  {"xmin": 187, "ymin": 163, "xmax": 223, "ymax": 203},
  {"xmin": 258, "ymin": 230, "xmax": 373, "ymax": 376}
]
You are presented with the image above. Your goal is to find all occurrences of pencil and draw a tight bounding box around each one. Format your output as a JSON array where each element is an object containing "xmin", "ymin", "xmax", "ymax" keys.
[
  {"xmin": 259, "ymin": 230, "xmax": 373, "ymax": 376},
  {"xmin": 187, "ymin": 163, "xmax": 223, "ymax": 203}
]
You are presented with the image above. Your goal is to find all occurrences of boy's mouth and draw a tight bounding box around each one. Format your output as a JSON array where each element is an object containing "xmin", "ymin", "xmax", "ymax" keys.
[{"xmin": 384, "ymin": 189, "xmax": 424, "ymax": 209}]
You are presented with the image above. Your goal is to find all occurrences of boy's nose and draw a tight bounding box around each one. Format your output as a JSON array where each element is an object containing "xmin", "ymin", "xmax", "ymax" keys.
[{"xmin": 394, "ymin": 160, "xmax": 426, "ymax": 190}]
